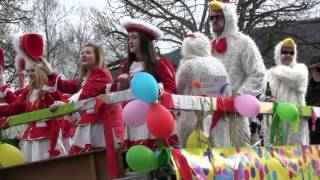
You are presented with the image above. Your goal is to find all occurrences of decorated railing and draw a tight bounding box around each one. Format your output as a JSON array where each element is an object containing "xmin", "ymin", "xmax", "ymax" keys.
[{"xmin": 0, "ymin": 72, "xmax": 320, "ymax": 179}]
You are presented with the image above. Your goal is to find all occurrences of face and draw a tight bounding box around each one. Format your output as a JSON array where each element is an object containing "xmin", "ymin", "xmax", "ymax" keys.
[
  {"xmin": 311, "ymin": 68, "xmax": 320, "ymax": 82},
  {"xmin": 210, "ymin": 10, "xmax": 225, "ymax": 35},
  {"xmin": 80, "ymin": 46, "xmax": 96, "ymax": 68},
  {"xmin": 281, "ymin": 47, "xmax": 294, "ymax": 66},
  {"xmin": 26, "ymin": 68, "xmax": 36, "ymax": 81},
  {"xmin": 128, "ymin": 32, "xmax": 141, "ymax": 54}
]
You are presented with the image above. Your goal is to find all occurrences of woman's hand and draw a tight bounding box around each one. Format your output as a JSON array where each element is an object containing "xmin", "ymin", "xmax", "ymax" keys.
[
  {"xmin": 49, "ymin": 101, "xmax": 66, "ymax": 112},
  {"xmin": 39, "ymin": 57, "xmax": 54, "ymax": 75},
  {"xmin": 117, "ymin": 73, "xmax": 130, "ymax": 90}
]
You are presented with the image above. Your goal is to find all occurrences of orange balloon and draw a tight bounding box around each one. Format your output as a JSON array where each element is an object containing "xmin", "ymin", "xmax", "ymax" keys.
[{"xmin": 147, "ymin": 103, "xmax": 175, "ymax": 139}]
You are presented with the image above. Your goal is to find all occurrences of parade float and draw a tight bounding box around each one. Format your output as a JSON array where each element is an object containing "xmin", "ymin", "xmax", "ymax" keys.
[{"xmin": 0, "ymin": 71, "xmax": 319, "ymax": 180}]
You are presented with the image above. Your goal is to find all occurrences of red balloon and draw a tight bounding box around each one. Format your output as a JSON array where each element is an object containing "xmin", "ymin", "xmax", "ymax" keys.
[{"xmin": 147, "ymin": 103, "xmax": 174, "ymax": 139}]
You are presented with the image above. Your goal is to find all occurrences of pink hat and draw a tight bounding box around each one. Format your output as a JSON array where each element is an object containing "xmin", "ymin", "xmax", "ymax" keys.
[{"xmin": 122, "ymin": 18, "xmax": 163, "ymax": 40}]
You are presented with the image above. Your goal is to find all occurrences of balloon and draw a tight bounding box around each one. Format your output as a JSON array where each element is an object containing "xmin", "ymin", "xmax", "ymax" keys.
[
  {"xmin": 131, "ymin": 72, "xmax": 159, "ymax": 103},
  {"xmin": 276, "ymin": 103, "xmax": 299, "ymax": 122},
  {"xmin": 147, "ymin": 103, "xmax": 175, "ymax": 139},
  {"xmin": 0, "ymin": 143, "xmax": 25, "ymax": 167},
  {"xmin": 126, "ymin": 145, "xmax": 157, "ymax": 173},
  {"xmin": 234, "ymin": 94, "xmax": 261, "ymax": 117},
  {"xmin": 186, "ymin": 129, "xmax": 209, "ymax": 148},
  {"xmin": 123, "ymin": 100, "xmax": 150, "ymax": 127}
]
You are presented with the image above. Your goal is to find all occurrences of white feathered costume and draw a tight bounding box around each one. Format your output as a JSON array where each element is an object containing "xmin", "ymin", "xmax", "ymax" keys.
[
  {"xmin": 263, "ymin": 39, "xmax": 309, "ymax": 145},
  {"xmin": 210, "ymin": 2, "xmax": 266, "ymax": 146},
  {"xmin": 176, "ymin": 32, "xmax": 231, "ymax": 148}
]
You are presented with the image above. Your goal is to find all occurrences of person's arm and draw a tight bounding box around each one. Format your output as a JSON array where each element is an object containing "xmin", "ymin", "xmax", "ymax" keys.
[
  {"xmin": 0, "ymin": 96, "xmax": 26, "ymax": 117},
  {"xmin": 272, "ymin": 64, "xmax": 308, "ymax": 93},
  {"xmin": 78, "ymin": 67, "xmax": 112, "ymax": 100},
  {"xmin": 237, "ymin": 36, "xmax": 266, "ymax": 96},
  {"xmin": 155, "ymin": 59, "xmax": 177, "ymax": 94}
]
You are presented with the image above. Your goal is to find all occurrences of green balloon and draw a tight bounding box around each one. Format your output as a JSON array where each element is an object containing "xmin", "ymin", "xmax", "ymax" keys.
[
  {"xmin": 276, "ymin": 103, "xmax": 299, "ymax": 122},
  {"xmin": 126, "ymin": 145, "xmax": 157, "ymax": 173}
]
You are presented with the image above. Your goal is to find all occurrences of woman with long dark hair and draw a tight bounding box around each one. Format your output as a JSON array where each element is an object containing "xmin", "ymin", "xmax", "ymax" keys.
[{"xmin": 116, "ymin": 18, "xmax": 179, "ymax": 151}]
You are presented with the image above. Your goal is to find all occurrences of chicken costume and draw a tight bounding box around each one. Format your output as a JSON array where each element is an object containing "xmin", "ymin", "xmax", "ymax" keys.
[
  {"xmin": 176, "ymin": 32, "xmax": 231, "ymax": 147},
  {"xmin": 263, "ymin": 38, "xmax": 309, "ymax": 145},
  {"xmin": 209, "ymin": 1, "xmax": 266, "ymax": 146}
]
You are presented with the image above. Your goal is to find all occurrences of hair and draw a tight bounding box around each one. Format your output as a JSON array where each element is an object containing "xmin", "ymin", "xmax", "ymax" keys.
[
  {"xmin": 125, "ymin": 32, "xmax": 157, "ymax": 77},
  {"xmin": 78, "ymin": 43, "xmax": 111, "ymax": 89},
  {"xmin": 26, "ymin": 68, "xmax": 48, "ymax": 100}
]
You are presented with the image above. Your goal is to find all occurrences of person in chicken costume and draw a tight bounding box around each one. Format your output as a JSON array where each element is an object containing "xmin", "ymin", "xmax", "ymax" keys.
[
  {"xmin": 0, "ymin": 33, "xmax": 74, "ymax": 162},
  {"xmin": 263, "ymin": 38, "xmax": 309, "ymax": 145},
  {"xmin": 209, "ymin": 0, "xmax": 266, "ymax": 146},
  {"xmin": 176, "ymin": 32, "xmax": 231, "ymax": 148}
]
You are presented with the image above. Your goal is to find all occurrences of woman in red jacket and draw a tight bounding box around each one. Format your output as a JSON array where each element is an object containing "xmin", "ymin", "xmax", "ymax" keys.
[
  {"xmin": 0, "ymin": 33, "xmax": 74, "ymax": 162},
  {"xmin": 0, "ymin": 61, "xmax": 74, "ymax": 162},
  {"xmin": 116, "ymin": 18, "xmax": 179, "ymax": 151},
  {"xmin": 46, "ymin": 43, "xmax": 124, "ymax": 155}
]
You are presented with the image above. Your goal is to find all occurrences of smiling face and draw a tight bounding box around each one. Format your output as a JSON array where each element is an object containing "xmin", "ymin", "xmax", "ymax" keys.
[
  {"xmin": 80, "ymin": 46, "xmax": 96, "ymax": 69},
  {"xmin": 281, "ymin": 46, "xmax": 294, "ymax": 66},
  {"xmin": 128, "ymin": 31, "xmax": 141, "ymax": 54},
  {"xmin": 25, "ymin": 67, "xmax": 48, "ymax": 89}
]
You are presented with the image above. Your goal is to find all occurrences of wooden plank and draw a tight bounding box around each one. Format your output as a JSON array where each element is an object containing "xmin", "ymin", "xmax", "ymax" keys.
[{"xmin": 0, "ymin": 150, "xmax": 109, "ymax": 180}]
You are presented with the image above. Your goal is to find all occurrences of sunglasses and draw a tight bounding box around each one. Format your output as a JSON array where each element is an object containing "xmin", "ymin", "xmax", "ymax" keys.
[
  {"xmin": 281, "ymin": 50, "xmax": 294, "ymax": 55},
  {"xmin": 209, "ymin": 15, "xmax": 224, "ymax": 21}
]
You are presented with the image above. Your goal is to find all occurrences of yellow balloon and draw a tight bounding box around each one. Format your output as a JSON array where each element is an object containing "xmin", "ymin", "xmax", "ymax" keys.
[
  {"xmin": 0, "ymin": 143, "xmax": 25, "ymax": 167},
  {"xmin": 186, "ymin": 129, "xmax": 209, "ymax": 148}
]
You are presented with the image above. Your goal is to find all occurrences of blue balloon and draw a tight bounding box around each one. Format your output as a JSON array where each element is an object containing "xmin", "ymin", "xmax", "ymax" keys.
[{"xmin": 131, "ymin": 72, "xmax": 159, "ymax": 103}]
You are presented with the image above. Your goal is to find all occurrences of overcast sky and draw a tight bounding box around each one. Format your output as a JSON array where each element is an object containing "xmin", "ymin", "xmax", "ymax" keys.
[{"xmin": 60, "ymin": 0, "xmax": 107, "ymax": 10}]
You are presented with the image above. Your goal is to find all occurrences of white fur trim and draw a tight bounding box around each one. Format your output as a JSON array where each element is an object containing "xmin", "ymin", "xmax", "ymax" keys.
[
  {"xmin": 13, "ymin": 33, "xmax": 45, "ymax": 70},
  {"xmin": 0, "ymin": 85, "xmax": 14, "ymax": 99},
  {"xmin": 122, "ymin": 18, "xmax": 164, "ymax": 40},
  {"xmin": 41, "ymin": 74, "xmax": 64, "ymax": 93}
]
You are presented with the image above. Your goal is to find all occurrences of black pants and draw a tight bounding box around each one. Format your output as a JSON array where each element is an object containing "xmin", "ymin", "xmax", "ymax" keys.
[{"xmin": 309, "ymin": 118, "xmax": 320, "ymax": 144}]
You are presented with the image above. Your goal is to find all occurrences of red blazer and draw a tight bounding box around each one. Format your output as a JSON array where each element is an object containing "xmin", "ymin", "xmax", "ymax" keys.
[
  {"xmin": 116, "ymin": 56, "xmax": 177, "ymax": 94},
  {"xmin": 56, "ymin": 67, "xmax": 124, "ymax": 139},
  {"xmin": 0, "ymin": 75, "xmax": 72, "ymax": 139}
]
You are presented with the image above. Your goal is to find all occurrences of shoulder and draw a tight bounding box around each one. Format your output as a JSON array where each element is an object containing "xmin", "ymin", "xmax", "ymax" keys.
[
  {"xmin": 293, "ymin": 63, "xmax": 308, "ymax": 74},
  {"xmin": 91, "ymin": 67, "xmax": 110, "ymax": 77},
  {"xmin": 155, "ymin": 56, "xmax": 173, "ymax": 65},
  {"xmin": 154, "ymin": 56, "xmax": 175, "ymax": 70},
  {"xmin": 294, "ymin": 63, "xmax": 308, "ymax": 69}
]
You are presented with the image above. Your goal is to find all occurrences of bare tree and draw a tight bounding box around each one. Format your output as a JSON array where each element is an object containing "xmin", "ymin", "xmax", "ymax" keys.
[
  {"xmin": 58, "ymin": 9, "xmax": 95, "ymax": 79},
  {"xmin": 24, "ymin": 0, "xmax": 73, "ymax": 65},
  {"xmin": 0, "ymin": 0, "xmax": 30, "ymax": 24},
  {"xmin": 0, "ymin": 0, "xmax": 31, "ymax": 86},
  {"xmin": 92, "ymin": 0, "xmax": 320, "ymax": 54}
]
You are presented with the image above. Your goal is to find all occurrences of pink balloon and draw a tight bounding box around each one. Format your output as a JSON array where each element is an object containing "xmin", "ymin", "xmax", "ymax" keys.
[
  {"xmin": 234, "ymin": 94, "xmax": 260, "ymax": 118},
  {"xmin": 123, "ymin": 100, "xmax": 150, "ymax": 127}
]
